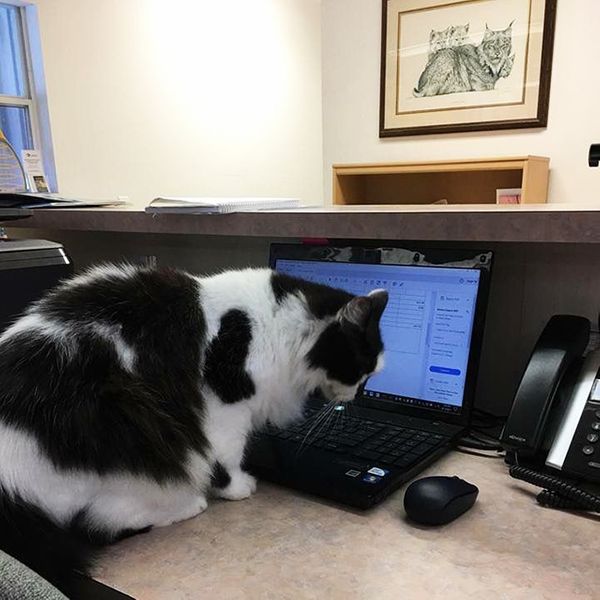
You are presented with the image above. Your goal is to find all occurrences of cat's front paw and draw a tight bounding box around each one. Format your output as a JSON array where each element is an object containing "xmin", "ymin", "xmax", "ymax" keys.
[{"xmin": 217, "ymin": 471, "xmax": 257, "ymax": 501}]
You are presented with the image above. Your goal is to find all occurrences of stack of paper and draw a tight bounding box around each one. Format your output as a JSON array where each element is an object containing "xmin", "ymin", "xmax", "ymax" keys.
[
  {"xmin": 0, "ymin": 192, "xmax": 126, "ymax": 209},
  {"xmin": 145, "ymin": 197, "xmax": 300, "ymax": 215}
]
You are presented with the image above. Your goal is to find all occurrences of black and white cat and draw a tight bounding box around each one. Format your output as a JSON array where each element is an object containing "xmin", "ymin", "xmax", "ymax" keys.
[{"xmin": 0, "ymin": 264, "xmax": 387, "ymax": 594}]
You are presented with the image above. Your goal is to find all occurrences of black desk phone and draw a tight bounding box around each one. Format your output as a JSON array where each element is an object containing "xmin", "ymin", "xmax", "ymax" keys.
[{"xmin": 500, "ymin": 315, "xmax": 600, "ymax": 512}]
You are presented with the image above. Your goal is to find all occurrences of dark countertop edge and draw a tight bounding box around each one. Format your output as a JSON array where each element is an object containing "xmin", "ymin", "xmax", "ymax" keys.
[{"xmin": 5, "ymin": 208, "xmax": 600, "ymax": 244}]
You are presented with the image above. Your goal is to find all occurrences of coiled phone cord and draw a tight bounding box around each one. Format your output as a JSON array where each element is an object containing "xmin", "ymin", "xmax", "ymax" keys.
[
  {"xmin": 536, "ymin": 489, "xmax": 591, "ymax": 510},
  {"xmin": 509, "ymin": 465, "xmax": 600, "ymax": 512}
]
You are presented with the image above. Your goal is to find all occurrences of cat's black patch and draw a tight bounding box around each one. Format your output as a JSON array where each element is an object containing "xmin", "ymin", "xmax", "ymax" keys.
[
  {"xmin": 210, "ymin": 461, "xmax": 231, "ymax": 489},
  {"xmin": 0, "ymin": 267, "xmax": 208, "ymax": 482},
  {"xmin": 308, "ymin": 295, "xmax": 385, "ymax": 386},
  {"xmin": 308, "ymin": 323, "xmax": 377, "ymax": 385},
  {"xmin": 0, "ymin": 490, "xmax": 96, "ymax": 597},
  {"xmin": 271, "ymin": 272, "xmax": 353, "ymax": 318},
  {"xmin": 204, "ymin": 310, "xmax": 255, "ymax": 403}
]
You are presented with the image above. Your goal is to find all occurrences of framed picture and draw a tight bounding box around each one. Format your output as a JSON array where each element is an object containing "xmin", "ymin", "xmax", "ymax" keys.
[{"xmin": 380, "ymin": 0, "xmax": 557, "ymax": 137}]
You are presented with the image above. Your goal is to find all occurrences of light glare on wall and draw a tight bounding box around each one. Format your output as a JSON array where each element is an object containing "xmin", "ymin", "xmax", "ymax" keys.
[{"xmin": 141, "ymin": 0, "xmax": 290, "ymax": 139}]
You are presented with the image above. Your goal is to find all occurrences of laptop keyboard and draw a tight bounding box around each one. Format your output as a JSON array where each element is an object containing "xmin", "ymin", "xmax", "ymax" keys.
[{"xmin": 264, "ymin": 406, "xmax": 449, "ymax": 470}]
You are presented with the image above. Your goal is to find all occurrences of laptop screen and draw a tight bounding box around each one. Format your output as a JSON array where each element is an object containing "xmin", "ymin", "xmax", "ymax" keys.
[{"xmin": 272, "ymin": 247, "xmax": 490, "ymax": 419}]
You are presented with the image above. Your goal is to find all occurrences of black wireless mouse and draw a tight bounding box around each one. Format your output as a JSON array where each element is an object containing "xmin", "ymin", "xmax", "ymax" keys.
[{"xmin": 403, "ymin": 475, "xmax": 479, "ymax": 525}]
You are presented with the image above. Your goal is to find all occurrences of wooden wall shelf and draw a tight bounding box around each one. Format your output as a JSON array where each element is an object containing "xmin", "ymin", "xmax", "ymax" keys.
[{"xmin": 332, "ymin": 156, "xmax": 550, "ymax": 206}]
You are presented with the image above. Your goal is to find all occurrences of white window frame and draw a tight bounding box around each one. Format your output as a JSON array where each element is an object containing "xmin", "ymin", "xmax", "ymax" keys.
[{"xmin": 0, "ymin": 0, "xmax": 56, "ymax": 191}]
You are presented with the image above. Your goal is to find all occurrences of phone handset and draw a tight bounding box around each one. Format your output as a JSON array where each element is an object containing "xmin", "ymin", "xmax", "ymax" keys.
[
  {"xmin": 500, "ymin": 315, "xmax": 590, "ymax": 457},
  {"xmin": 500, "ymin": 314, "xmax": 600, "ymax": 514}
]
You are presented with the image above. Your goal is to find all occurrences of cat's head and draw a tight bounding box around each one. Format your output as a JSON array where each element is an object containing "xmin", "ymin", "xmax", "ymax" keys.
[
  {"xmin": 481, "ymin": 22, "xmax": 513, "ymax": 71},
  {"xmin": 450, "ymin": 23, "xmax": 470, "ymax": 45},
  {"xmin": 308, "ymin": 290, "xmax": 388, "ymax": 403},
  {"xmin": 429, "ymin": 26, "xmax": 451, "ymax": 52}
]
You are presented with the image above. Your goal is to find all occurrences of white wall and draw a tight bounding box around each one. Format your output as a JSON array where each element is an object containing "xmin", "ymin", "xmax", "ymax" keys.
[
  {"xmin": 30, "ymin": 0, "xmax": 323, "ymax": 207},
  {"xmin": 30, "ymin": 1, "xmax": 600, "ymax": 208},
  {"xmin": 322, "ymin": 0, "xmax": 600, "ymax": 204}
]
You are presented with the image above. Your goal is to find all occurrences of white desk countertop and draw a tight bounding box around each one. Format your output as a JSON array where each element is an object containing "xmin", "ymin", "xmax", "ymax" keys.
[{"xmin": 95, "ymin": 451, "xmax": 598, "ymax": 600}]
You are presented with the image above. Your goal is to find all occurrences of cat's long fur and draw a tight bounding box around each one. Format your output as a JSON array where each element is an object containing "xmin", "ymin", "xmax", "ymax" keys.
[{"xmin": 0, "ymin": 264, "xmax": 387, "ymax": 595}]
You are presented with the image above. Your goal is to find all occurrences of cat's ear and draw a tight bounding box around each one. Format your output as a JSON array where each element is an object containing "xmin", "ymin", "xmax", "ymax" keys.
[
  {"xmin": 339, "ymin": 291, "xmax": 388, "ymax": 331},
  {"xmin": 465, "ymin": 23, "xmax": 470, "ymax": 32},
  {"xmin": 483, "ymin": 24, "xmax": 492, "ymax": 39},
  {"xmin": 367, "ymin": 290, "xmax": 389, "ymax": 323},
  {"xmin": 505, "ymin": 20, "xmax": 515, "ymax": 33},
  {"xmin": 339, "ymin": 297, "xmax": 371, "ymax": 330},
  {"xmin": 430, "ymin": 29, "xmax": 435, "ymax": 40}
]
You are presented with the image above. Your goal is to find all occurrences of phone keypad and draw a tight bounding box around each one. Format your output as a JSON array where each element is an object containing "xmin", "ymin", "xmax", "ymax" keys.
[
  {"xmin": 562, "ymin": 401, "xmax": 600, "ymax": 483},
  {"xmin": 583, "ymin": 415, "xmax": 600, "ymax": 456},
  {"xmin": 585, "ymin": 419, "xmax": 600, "ymax": 455}
]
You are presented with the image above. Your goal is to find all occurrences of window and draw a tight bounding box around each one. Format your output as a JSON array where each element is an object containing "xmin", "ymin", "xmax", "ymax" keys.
[{"xmin": 0, "ymin": 1, "xmax": 55, "ymax": 190}]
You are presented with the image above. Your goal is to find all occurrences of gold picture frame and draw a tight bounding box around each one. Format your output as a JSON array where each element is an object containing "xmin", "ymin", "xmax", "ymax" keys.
[{"xmin": 380, "ymin": 0, "xmax": 557, "ymax": 137}]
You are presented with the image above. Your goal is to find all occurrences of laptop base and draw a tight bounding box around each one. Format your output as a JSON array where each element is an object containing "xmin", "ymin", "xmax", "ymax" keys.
[{"xmin": 246, "ymin": 400, "xmax": 463, "ymax": 510}]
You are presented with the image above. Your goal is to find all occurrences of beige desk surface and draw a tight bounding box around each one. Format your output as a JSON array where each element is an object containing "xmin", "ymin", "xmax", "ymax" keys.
[{"xmin": 95, "ymin": 452, "xmax": 598, "ymax": 600}]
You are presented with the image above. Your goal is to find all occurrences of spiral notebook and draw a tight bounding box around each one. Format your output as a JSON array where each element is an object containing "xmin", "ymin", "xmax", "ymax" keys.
[{"xmin": 145, "ymin": 196, "xmax": 300, "ymax": 215}]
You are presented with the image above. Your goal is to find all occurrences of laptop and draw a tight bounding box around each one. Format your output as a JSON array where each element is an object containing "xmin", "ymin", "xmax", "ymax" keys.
[{"xmin": 246, "ymin": 243, "xmax": 492, "ymax": 509}]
